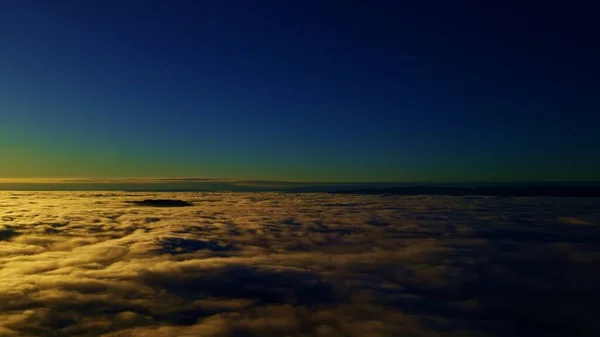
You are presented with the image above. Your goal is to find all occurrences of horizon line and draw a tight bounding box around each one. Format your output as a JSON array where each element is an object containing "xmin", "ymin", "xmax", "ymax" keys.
[{"xmin": 0, "ymin": 177, "xmax": 599, "ymax": 185}]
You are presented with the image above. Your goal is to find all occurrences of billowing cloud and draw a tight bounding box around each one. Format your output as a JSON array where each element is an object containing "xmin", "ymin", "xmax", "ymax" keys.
[{"xmin": 0, "ymin": 192, "xmax": 599, "ymax": 336}]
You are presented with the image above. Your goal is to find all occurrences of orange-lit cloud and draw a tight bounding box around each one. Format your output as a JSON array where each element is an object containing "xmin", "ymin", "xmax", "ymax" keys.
[{"xmin": 0, "ymin": 192, "xmax": 598, "ymax": 336}]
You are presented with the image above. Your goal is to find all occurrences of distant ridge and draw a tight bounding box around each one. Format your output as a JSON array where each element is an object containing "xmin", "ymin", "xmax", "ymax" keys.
[{"xmin": 330, "ymin": 185, "xmax": 600, "ymax": 197}]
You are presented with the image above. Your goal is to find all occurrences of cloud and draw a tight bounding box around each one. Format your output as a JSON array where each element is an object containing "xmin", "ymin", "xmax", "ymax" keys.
[
  {"xmin": 558, "ymin": 216, "xmax": 594, "ymax": 226},
  {"xmin": 0, "ymin": 192, "xmax": 599, "ymax": 336}
]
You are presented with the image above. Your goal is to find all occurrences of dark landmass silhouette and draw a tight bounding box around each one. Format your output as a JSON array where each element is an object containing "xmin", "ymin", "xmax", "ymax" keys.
[
  {"xmin": 331, "ymin": 185, "xmax": 600, "ymax": 197},
  {"xmin": 129, "ymin": 199, "xmax": 194, "ymax": 207}
]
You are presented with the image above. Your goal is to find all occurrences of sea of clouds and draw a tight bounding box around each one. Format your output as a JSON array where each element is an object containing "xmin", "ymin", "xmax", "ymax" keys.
[{"xmin": 0, "ymin": 192, "xmax": 599, "ymax": 336}]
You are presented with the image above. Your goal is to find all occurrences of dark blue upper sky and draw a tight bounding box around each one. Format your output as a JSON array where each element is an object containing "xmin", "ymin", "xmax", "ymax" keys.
[{"xmin": 1, "ymin": 0, "xmax": 598, "ymax": 181}]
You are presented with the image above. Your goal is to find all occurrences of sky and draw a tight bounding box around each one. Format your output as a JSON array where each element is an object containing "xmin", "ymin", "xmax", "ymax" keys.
[{"xmin": 1, "ymin": 0, "xmax": 598, "ymax": 182}]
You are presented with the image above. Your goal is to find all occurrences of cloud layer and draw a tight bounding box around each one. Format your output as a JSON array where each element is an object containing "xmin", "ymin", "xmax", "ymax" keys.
[{"xmin": 1, "ymin": 192, "xmax": 599, "ymax": 336}]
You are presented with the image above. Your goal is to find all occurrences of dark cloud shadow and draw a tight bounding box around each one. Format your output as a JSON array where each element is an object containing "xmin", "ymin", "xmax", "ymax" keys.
[
  {"xmin": 0, "ymin": 228, "xmax": 19, "ymax": 240},
  {"xmin": 157, "ymin": 237, "xmax": 235, "ymax": 254}
]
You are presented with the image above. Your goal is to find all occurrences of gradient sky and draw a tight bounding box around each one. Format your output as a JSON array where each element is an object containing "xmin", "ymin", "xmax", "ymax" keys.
[{"xmin": 1, "ymin": 1, "xmax": 598, "ymax": 182}]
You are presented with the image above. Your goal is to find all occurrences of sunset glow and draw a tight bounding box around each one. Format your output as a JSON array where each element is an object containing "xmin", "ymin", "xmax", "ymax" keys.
[{"xmin": 1, "ymin": 1, "xmax": 599, "ymax": 336}]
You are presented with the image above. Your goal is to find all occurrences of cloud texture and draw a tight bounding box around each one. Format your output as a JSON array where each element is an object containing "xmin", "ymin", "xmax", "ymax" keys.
[{"xmin": 1, "ymin": 192, "xmax": 599, "ymax": 336}]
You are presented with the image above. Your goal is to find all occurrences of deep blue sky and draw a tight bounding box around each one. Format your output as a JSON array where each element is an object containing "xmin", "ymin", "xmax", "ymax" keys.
[{"xmin": 1, "ymin": 0, "xmax": 598, "ymax": 181}]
